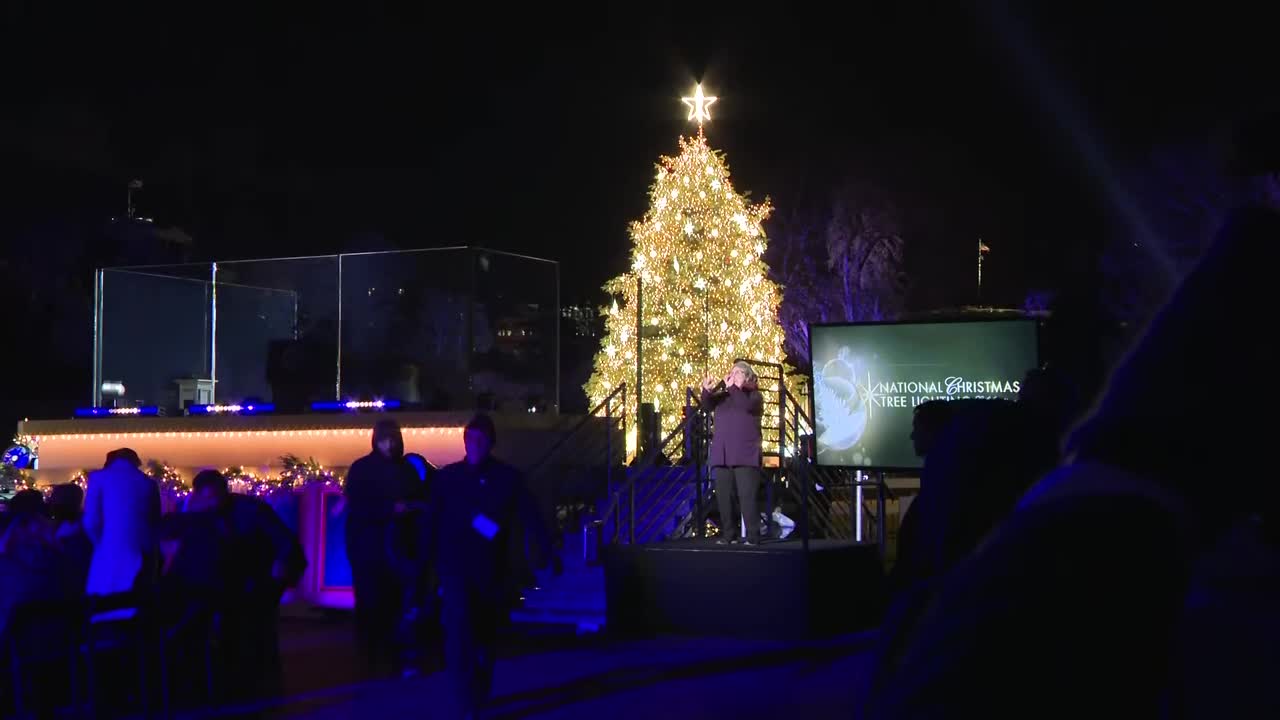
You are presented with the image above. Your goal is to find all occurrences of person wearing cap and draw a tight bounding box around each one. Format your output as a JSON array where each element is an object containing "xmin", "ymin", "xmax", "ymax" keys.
[{"xmin": 430, "ymin": 413, "xmax": 557, "ymax": 719}]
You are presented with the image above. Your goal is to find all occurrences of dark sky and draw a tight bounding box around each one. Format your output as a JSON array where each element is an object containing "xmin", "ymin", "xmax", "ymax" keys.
[{"xmin": 2, "ymin": 3, "xmax": 1274, "ymax": 307}]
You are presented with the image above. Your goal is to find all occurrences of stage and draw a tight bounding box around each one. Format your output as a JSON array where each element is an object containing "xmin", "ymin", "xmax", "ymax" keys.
[{"xmin": 603, "ymin": 538, "xmax": 885, "ymax": 640}]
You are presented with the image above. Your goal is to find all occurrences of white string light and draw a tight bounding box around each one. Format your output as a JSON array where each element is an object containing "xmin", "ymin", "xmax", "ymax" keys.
[{"xmin": 32, "ymin": 427, "xmax": 463, "ymax": 443}]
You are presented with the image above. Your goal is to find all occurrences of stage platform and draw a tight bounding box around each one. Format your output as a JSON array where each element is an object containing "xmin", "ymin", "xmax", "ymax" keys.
[{"xmin": 603, "ymin": 538, "xmax": 885, "ymax": 640}]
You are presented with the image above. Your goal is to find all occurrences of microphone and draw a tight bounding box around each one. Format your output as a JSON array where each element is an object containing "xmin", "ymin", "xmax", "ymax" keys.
[{"xmin": 710, "ymin": 379, "xmax": 729, "ymax": 397}]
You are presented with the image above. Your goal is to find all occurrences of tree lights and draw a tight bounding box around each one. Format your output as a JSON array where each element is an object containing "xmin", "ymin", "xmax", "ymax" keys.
[{"xmin": 586, "ymin": 86, "xmax": 787, "ymax": 436}]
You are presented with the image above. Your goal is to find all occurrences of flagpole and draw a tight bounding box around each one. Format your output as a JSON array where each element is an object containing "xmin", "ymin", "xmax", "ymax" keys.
[{"xmin": 977, "ymin": 238, "xmax": 983, "ymax": 302}]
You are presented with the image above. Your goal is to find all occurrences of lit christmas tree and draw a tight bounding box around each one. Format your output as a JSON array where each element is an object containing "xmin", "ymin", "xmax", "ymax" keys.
[{"xmin": 586, "ymin": 85, "xmax": 786, "ymax": 441}]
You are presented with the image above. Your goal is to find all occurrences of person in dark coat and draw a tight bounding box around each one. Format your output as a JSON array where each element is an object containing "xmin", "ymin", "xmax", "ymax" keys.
[
  {"xmin": 702, "ymin": 361, "xmax": 766, "ymax": 545},
  {"xmin": 170, "ymin": 470, "xmax": 307, "ymax": 703},
  {"xmin": 48, "ymin": 483, "xmax": 93, "ymax": 593},
  {"xmin": 343, "ymin": 419, "xmax": 421, "ymax": 677},
  {"xmin": 394, "ymin": 452, "xmax": 438, "ymax": 675},
  {"xmin": 431, "ymin": 413, "xmax": 557, "ymax": 719},
  {"xmin": 862, "ymin": 132, "xmax": 1280, "ymax": 718}
]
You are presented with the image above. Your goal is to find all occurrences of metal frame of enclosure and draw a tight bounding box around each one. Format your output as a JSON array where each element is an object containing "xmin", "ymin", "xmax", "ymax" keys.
[{"xmin": 91, "ymin": 247, "xmax": 561, "ymax": 414}]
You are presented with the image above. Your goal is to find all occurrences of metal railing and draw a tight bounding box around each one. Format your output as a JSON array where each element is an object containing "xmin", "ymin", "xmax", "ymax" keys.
[
  {"xmin": 593, "ymin": 360, "xmax": 892, "ymax": 556},
  {"xmin": 524, "ymin": 383, "xmax": 626, "ymax": 539},
  {"xmin": 598, "ymin": 388, "xmax": 710, "ymax": 544}
]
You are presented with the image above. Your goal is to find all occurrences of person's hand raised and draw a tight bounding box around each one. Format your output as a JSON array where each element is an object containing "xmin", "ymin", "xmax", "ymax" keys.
[{"xmin": 701, "ymin": 375, "xmax": 718, "ymax": 391}]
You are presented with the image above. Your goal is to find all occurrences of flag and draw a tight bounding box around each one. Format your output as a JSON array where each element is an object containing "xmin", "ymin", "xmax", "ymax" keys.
[{"xmin": 978, "ymin": 239, "xmax": 991, "ymax": 254}]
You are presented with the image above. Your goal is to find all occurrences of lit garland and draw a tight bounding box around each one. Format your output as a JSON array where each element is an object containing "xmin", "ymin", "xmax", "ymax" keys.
[
  {"xmin": 144, "ymin": 460, "xmax": 189, "ymax": 501},
  {"xmin": 585, "ymin": 102, "xmax": 788, "ymax": 438},
  {"xmin": 39, "ymin": 471, "xmax": 90, "ymax": 499},
  {"xmin": 222, "ymin": 466, "xmax": 266, "ymax": 496},
  {"xmin": 13, "ymin": 434, "xmax": 39, "ymax": 455},
  {"xmin": 278, "ymin": 454, "xmax": 342, "ymax": 492},
  {"xmin": 0, "ymin": 463, "xmax": 36, "ymax": 493}
]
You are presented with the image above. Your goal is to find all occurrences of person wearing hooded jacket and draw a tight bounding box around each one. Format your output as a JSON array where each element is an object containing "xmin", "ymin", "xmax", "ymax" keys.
[{"xmin": 343, "ymin": 418, "xmax": 422, "ymax": 676}]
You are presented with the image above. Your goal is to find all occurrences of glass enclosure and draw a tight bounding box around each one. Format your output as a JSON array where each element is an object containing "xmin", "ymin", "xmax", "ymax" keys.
[{"xmin": 92, "ymin": 248, "xmax": 560, "ymax": 414}]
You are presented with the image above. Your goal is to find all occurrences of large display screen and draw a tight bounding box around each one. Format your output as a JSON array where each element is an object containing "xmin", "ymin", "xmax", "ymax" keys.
[{"xmin": 809, "ymin": 319, "xmax": 1039, "ymax": 469}]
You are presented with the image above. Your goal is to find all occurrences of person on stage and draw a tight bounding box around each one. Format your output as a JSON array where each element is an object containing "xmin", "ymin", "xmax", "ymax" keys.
[{"xmin": 702, "ymin": 361, "xmax": 766, "ymax": 545}]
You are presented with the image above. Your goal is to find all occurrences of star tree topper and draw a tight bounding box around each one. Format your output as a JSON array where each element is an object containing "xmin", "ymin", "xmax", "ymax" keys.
[{"xmin": 681, "ymin": 83, "xmax": 717, "ymax": 125}]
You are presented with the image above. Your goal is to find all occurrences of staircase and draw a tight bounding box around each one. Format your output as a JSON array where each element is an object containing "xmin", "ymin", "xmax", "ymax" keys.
[
  {"xmin": 508, "ymin": 385, "xmax": 623, "ymax": 633},
  {"xmin": 509, "ymin": 525, "xmax": 605, "ymax": 632}
]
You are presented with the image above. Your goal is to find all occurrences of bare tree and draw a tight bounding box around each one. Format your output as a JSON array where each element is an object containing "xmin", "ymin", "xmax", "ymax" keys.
[{"xmin": 768, "ymin": 181, "xmax": 907, "ymax": 366}]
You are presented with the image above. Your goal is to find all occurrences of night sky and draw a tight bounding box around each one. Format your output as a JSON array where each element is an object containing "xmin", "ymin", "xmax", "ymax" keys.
[{"xmin": 0, "ymin": 3, "xmax": 1273, "ymax": 421}]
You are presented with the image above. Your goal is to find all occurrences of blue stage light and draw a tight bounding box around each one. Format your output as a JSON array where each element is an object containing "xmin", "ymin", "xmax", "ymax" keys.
[
  {"xmin": 310, "ymin": 399, "xmax": 402, "ymax": 412},
  {"xmin": 74, "ymin": 406, "xmax": 160, "ymax": 418},
  {"xmin": 187, "ymin": 403, "xmax": 275, "ymax": 415}
]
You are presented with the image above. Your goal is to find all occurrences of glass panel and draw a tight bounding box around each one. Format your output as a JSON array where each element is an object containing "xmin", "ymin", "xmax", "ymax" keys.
[
  {"xmin": 338, "ymin": 249, "xmax": 474, "ymax": 408},
  {"xmin": 100, "ymin": 264, "xmax": 213, "ymax": 411},
  {"xmin": 213, "ymin": 256, "xmax": 340, "ymax": 410},
  {"xmin": 473, "ymin": 250, "xmax": 559, "ymax": 413},
  {"xmin": 97, "ymin": 248, "xmax": 561, "ymax": 415}
]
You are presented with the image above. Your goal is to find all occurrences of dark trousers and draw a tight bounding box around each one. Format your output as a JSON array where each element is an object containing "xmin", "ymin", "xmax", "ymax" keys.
[
  {"xmin": 714, "ymin": 466, "xmax": 762, "ymax": 542},
  {"xmin": 442, "ymin": 588, "xmax": 502, "ymax": 718},
  {"xmin": 350, "ymin": 559, "xmax": 403, "ymax": 677},
  {"xmin": 222, "ymin": 586, "xmax": 284, "ymax": 702}
]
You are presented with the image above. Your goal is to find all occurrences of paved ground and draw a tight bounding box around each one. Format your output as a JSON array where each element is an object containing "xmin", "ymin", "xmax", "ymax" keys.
[{"xmin": 199, "ymin": 613, "xmax": 876, "ymax": 719}]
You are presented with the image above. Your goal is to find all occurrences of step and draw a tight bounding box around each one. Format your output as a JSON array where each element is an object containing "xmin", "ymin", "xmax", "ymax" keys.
[{"xmin": 509, "ymin": 606, "xmax": 605, "ymax": 633}]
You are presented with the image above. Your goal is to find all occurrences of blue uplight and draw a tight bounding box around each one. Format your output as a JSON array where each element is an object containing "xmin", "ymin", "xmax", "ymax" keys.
[
  {"xmin": 187, "ymin": 403, "xmax": 276, "ymax": 415},
  {"xmin": 310, "ymin": 399, "xmax": 402, "ymax": 412},
  {"xmin": 74, "ymin": 406, "xmax": 160, "ymax": 418}
]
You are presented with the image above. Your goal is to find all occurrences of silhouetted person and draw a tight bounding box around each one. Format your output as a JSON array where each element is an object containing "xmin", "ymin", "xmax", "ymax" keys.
[
  {"xmin": 48, "ymin": 483, "xmax": 92, "ymax": 591},
  {"xmin": 431, "ymin": 414, "xmax": 556, "ymax": 719},
  {"xmin": 1018, "ymin": 365, "xmax": 1083, "ymax": 448},
  {"xmin": 889, "ymin": 400, "xmax": 962, "ymax": 597},
  {"xmin": 908, "ymin": 400, "xmax": 955, "ymax": 460},
  {"xmin": 394, "ymin": 452, "xmax": 438, "ymax": 675},
  {"xmin": 84, "ymin": 448, "xmax": 160, "ymax": 599},
  {"xmin": 184, "ymin": 470, "xmax": 306, "ymax": 702},
  {"xmin": 0, "ymin": 500, "xmax": 75, "ymax": 716},
  {"xmin": 701, "ymin": 361, "xmax": 766, "ymax": 545},
  {"xmin": 343, "ymin": 419, "xmax": 420, "ymax": 677},
  {"xmin": 863, "ymin": 134, "xmax": 1280, "ymax": 718}
]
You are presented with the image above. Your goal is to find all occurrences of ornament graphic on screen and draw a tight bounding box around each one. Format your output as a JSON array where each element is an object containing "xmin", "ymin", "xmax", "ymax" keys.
[{"xmin": 815, "ymin": 347, "xmax": 868, "ymax": 452}]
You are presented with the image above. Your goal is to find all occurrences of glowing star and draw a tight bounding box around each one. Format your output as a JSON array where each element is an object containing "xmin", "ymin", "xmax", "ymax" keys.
[{"xmin": 681, "ymin": 84, "xmax": 718, "ymax": 124}]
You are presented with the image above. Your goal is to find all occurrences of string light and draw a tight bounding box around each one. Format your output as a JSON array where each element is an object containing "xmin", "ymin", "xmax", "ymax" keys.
[
  {"xmin": 31, "ymin": 427, "xmax": 462, "ymax": 443},
  {"xmin": 0, "ymin": 464, "xmax": 36, "ymax": 492},
  {"xmin": 223, "ymin": 466, "xmax": 266, "ymax": 495},
  {"xmin": 586, "ymin": 104, "xmax": 788, "ymax": 436},
  {"xmin": 144, "ymin": 460, "xmax": 189, "ymax": 501},
  {"xmin": 277, "ymin": 454, "xmax": 343, "ymax": 492}
]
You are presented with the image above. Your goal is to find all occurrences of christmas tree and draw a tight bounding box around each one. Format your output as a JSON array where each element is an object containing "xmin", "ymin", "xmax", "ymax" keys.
[{"xmin": 586, "ymin": 85, "xmax": 787, "ymax": 443}]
